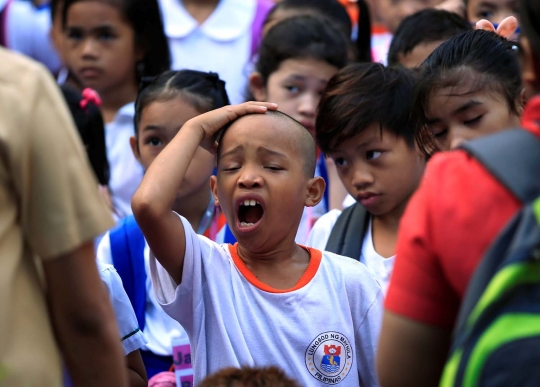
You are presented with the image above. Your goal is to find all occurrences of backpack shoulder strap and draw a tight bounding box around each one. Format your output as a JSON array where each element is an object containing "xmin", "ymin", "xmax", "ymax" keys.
[
  {"xmin": 460, "ymin": 129, "xmax": 540, "ymax": 203},
  {"xmin": 325, "ymin": 203, "xmax": 370, "ymax": 259},
  {"xmin": 110, "ymin": 215, "xmax": 147, "ymax": 331}
]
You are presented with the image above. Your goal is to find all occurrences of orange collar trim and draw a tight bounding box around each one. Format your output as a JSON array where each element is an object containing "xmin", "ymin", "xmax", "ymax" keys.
[{"xmin": 227, "ymin": 243, "xmax": 322, "ymax": 294}]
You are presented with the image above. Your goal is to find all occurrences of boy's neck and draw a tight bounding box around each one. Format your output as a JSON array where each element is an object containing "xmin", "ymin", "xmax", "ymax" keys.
[
  {"xmin": 181, "ymin": 0, "xmax": 220, "ymax": 25},
  {"xmin": 371, "ymin": 200, "xmax": 409, "ymax": 258},
  {"xmin": 172, "ymin": 188, "xmax": 213, "ymax": 233},
  {"xmin": 236, "ymin": 242, "xmax": 310, "ymax": 290},
  {"xmin": 100, "ymin": 82, "xmax": 139, "ymax": 124}
]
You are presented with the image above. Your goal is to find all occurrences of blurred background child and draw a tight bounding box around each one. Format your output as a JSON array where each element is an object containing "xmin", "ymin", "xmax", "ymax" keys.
[
  {"xmin": 61, "ymin": 0, "xmax": 170, "ymax": 218},
  {"xmin": 249, "ymin": 14, "xmax": 350, "ymax": 243}
]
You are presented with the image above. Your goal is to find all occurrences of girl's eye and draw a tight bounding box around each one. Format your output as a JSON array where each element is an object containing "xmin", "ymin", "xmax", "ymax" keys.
[
  {"xmin": 148, "ymin": 137, "xmax": 162, "ymax": 146},
  {"xmin": 478, "ymin": 10, "xmax": 494, "ymax": 19},
  {"xmin": 265, "ymin": 165, "xmax": 283, "ymax": 171},
  {"xmin": 285, "ymin": 85, "xmax": 300, "ymax": 93},
  {"xmin": 434, "ymin": 129, "xmax": 448, "ymax": 139},
  {"xmin": 98, "ymin": 31, "xmax": 115, "ymax": 41},
  {"xmin": 366, "ymin": 151, "xmax": 382, "ymax": 161},
  {"xmin": 222, "ymin": 165, "xmax": 240, "ymax": 172},
  {"xmin": 464, "ymin": 116, "xmax": 483, "ymax": 126},
  {"xmin": 333, "ymin": 157, "xmax": 348, "ymax": 167},
  {"xmin": 66, "ymin": 29, "xmax": 83, "ymax": 40}
]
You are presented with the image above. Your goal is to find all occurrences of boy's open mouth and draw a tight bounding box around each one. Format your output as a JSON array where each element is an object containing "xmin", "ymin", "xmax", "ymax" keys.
[{"xmin": 238, "ymin": 199, "xmax": 264, "ymax": 228}]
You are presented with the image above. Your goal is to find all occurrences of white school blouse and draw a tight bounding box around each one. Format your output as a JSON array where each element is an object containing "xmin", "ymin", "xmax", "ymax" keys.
[
  {"xmin": 306, "ymin": 210, "xmax": 396, "ymax": 294},
  {"xmin": 98, "ymin": 233, "xmax": 186, "ymax": 356},
  {"xmin": 97, "ymin": 261, "xmax": 148, "ymax": 355},
  {"xmin": 150, "ymin": 215, "xmax": 383, "ymax": 386},
  {"xmin": 105, "ymin": 103, "xmax": 144, "ymax": 219},
  {"xmin": 159, "ymin": 0, "xmax": 257, "ymax": 105}
]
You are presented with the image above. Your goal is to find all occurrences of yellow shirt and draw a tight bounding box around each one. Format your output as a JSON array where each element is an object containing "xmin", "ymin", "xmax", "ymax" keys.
[{"xmin": 0, "ymin": 48, "xmax": 114, "ymax": 386}]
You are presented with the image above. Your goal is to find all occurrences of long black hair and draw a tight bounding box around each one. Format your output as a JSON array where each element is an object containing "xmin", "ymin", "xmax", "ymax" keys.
[
  {"xmin": 134, "ymin": 70, "xmax": 230, "ymax": 136},
  {"xmin": 62, "ymin": 0, "xmax": 170, "ymax": 79},
  {"xmin": 60, "ymin": 84, "xmax": 109, "ymax": 185}
]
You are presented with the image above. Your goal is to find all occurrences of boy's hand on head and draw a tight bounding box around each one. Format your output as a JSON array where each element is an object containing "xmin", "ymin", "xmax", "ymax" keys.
[
  {"xmin": 476, "ymin": 16, "xmax": 518, "ymax": 39},
  {"xmin": 186, "ymin": 102, "xmax": 278, "ymax": 151}
]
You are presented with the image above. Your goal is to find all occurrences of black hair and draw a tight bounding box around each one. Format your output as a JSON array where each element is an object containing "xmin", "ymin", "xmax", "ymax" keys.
[
  {"xmin": 60, "ymin": 84, "xmax": 110, "ymax": 185},
  {"xmin": 264, "ymin": 0, "xmax": 352, "ymax": 37},
  {"xmin": 316, "ymin": 62, "xmax": 419, "ymax": 154},
  {"xmin": 217, "ymin": 110, "xmax": 317, "ymax": 178},
  {"xmin": 413, "ymin": 29, "xmax": 522, "ymax": 154},
  {"xmin": 388, "ymin": 9, "xmax": 472, "ymax": 66},
  {"xmin": 354, "ymin": 0, "xmax": 372, "ymax": 62},
  {"xmin": 520, "ymin": 0, "xmax": 540, "ymax": 59},
  {"xmin": 62, "ymin": 0, "xmax": 170, "ymax": 79},
  {"xmin": 256, "ymin": 14, "xmax": 350, "ymax": 85},
  {"xmin": 50, "ymin": 0, "xmax": 62, "ymax": 22},
  {"xmin": 134, "ymin": 70, "xmax": 230, "ymax": 136}
]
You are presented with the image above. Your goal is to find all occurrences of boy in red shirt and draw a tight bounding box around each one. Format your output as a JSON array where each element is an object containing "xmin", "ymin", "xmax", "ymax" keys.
[{"xmin": 377, "ymin": 1, "xmax": 540, "ymax": 386}]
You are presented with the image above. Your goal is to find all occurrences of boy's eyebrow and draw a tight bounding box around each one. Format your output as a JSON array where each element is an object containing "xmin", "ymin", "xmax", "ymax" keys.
[
  {"xmin": 257, "ymin": 146, "xmax": 288, "ymax": 159},
  {"xmin": 452, "ymin": 100, "xmax": 482, "ymax": 115},
  {"xmin": 220, "ymin": 145, "xmax": 243, "ymax": 159},
  {"xmin": 143, "ymin": 125, "xmax": 163, "ymax": 132}
]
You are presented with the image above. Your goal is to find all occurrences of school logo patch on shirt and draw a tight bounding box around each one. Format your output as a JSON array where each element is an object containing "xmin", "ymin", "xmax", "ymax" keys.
[{"xmin": 305, "ymin": 331, "xmax": 353, "ymax": 384}]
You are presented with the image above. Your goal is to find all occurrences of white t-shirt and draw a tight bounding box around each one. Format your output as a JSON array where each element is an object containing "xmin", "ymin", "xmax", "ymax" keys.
[
  {"xmin": 150, "ymin": 215, "xmax": 383, "ymax": 386},
  {"xmin": 306, "ymin": 210, "xmax": 396, "ymax": 293},
  {"xmin": 97, "ymin": 233, "xmax": 186, "ymax": 356},
  {"xmin": 105, "ymin": 103, "xmax": 144, "ymax": 219},
  {"xmin": 159, "ymin": 0, "xmax": 257, "ymax": 104},
  {"xmin": 97, "ymin": 261, "xmax": 148, "ymax": 355},
  {"xmin": 2, "ymin": 1, "xmax": 62, "ymax": 73}
]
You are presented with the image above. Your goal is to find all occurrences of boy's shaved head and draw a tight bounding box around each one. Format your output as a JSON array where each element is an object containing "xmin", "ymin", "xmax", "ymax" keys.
[{"xmin": 218, "ymin": 111, "xmax": 317, "ymax": 178}]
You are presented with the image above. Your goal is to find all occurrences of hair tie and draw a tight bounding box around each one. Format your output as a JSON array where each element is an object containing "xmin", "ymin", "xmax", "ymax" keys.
[
  {"xmin": 206, "ymin": 72, "xmax": 226, "ymax": 89},
  {"xmin": 80, "ymin": 88, "xmax": 102, "ymax": 110}
]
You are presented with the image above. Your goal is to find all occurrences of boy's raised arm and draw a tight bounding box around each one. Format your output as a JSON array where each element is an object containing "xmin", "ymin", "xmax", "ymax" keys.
[{"xmin": 132, "ymin": 102, "xmax": 277, "ymax": 284}]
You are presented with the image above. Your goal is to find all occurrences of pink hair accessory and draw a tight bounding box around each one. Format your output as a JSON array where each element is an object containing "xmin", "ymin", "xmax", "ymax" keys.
[
  {"xmin": 148, "ymin": 372, "xmax": 177, "ymax": 387},
  {"xmin": 80, "ymin": 88, "xmax": 102, "ymax": 109}
]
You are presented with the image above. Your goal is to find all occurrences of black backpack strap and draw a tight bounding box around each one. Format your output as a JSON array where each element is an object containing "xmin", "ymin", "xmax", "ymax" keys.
[
  {"xmin": 325, "ymin": 203, "xmax": 370, "ymax": 259},
  {"xmin": 460, "ymin": 129, "xmax": 540, "ymax": 203}
]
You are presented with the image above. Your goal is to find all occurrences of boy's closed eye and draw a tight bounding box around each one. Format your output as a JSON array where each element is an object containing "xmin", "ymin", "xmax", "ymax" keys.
[{"xmin": 462, "ymin": 115, "xmax": 484, "ymax": 127}]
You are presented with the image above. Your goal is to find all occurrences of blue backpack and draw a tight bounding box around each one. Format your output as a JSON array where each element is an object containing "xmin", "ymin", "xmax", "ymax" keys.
[
  {"xmin": 110, "ymin": 215, "xmax": 147, "ymax": 331},
  {"xmin": 440, "ymin": 129, "xmax": 540, "ymax": 387}
]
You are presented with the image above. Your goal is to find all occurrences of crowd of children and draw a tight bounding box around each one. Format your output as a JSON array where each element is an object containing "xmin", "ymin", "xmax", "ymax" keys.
[{"xmin": 0, "ymin": 0, "xmax": 539, "ymax": 386}]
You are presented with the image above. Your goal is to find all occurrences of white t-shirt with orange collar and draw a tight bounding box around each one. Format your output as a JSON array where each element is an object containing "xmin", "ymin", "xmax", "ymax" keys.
[{"xmin": 150, "ymin": 215, "xmax": 383, "ymax": 387}]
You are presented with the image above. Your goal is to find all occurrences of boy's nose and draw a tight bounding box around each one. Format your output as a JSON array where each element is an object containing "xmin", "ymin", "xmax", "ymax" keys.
[
  {"xmin": 298, "ymin": 93, "xmax": 317, "ymax": 117},
  {"xmin": 351, "ymin": 166, "xmax": 374, "ymax": 189},
  {"xmin": 238, "ymin": 168, "xmax": 263, "ymax": 189},
  {"xmin": 81, "ymin": 39, "xmax": 98, "ymax": 58}
]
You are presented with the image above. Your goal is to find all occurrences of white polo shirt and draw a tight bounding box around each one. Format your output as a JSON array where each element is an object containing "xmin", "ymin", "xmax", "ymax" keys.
[
  {"xmin": 2, "ymin": 1, "xmax": 62, "ymax": 72},
  {"xmin": 150, "ymin": 215, "xmax": 383, "ymax": 386},
  {"xmin": 97, "ymin": 261, "xmax": 148, "ymax": 355},
  {"xmin": 105, "ymin": 103, "xmax": 144, "ymax": 219},
  {"xmin": 159, "ymin": 0, "xmax": 257, "ymax": 104}
]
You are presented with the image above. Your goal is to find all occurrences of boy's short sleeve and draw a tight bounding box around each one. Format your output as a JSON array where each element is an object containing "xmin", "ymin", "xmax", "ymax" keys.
[
  {"xmin": 385, "ymin": 152, "xmax": 520, "ymax": 328},
  {"xmin": 98, "ymin": 262, "xmax": 147, "ymax": 355},
  {"xmin": 4, "ymin": 56, "xmax": 114, "ymax": 259}
]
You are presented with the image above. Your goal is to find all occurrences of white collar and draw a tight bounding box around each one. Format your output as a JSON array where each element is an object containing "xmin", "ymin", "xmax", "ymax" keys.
[{"xmin": 159, "ymin": 0, "xmax": 256, "ymax": 41}]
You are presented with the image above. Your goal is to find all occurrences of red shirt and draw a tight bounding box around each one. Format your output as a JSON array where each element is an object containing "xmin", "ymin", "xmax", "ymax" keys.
[{"xmin": 385, "ymin": 96, "xmax": 540, "ymax": 328}]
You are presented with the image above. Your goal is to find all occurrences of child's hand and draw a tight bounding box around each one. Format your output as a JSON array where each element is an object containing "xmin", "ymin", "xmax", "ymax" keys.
[
  {"xmin": 185, "ymin": 102, "xmax": 278, "ymax": 151},
  {"xmin": 476, "ymin": 16, "xmax": 518, "ymax": 39}
]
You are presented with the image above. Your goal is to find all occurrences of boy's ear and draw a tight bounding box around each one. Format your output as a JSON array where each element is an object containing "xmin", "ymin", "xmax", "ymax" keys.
[
  {"xmin": 304, "ymin": 176, "xmax": 326, "ymax": 208},
  {"xmin": 130, "ymin": 136, "xmax": 142, "ymax": 163},
  {"xmin": 210, "ymin": 175, "xmax": 220, "ymax": 207},
  {"xmin": 248, "ymin": 72, "xmax": 267, "ymax": 102}
]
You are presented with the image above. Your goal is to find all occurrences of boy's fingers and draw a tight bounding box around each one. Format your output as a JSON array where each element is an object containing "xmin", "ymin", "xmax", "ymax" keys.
[
  {"xmin": 496, "ymin": 16, "xmax": 518, "ymax": 38},
  {"xmin": 475, "ymin": 19, "xmax": 496, "ymax": 32}
]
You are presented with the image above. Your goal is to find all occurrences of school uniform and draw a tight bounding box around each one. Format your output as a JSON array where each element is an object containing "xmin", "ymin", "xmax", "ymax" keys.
[
  {"xmin": 385, "ymin": 96, "xmax": 540, "ymax": 329},
  {"xmin": 105, "ymin": 103, "xmax": 144, "ymax": 219},
  {"xmin": 97, "ymin": 261, "xmax": 148, "ymax": 354},
  {"xmin": 159, "ymin": 0, "xmax": 273, "ymax": 105},
  {"xmin": 0, "ymin": 47, "xmax": 114, "ymax": 386},
  {"xmin": 1, "ymin": 0, "xmax": 62, "ymax": 73},
  {"xmin": 306, "ymin": 210, "xmax": 396, "ymax": 293},
  {"xmin": 150, "ymin": 214, "xmax": 383, "ymax": 386}
]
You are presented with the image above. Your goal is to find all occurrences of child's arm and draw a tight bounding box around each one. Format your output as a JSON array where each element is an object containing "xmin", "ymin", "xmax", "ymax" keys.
[
  {"xmin": 132, "ymin": 102, "xmax": 277, "ymax": 284},
  {"xmin": 126, "ymin": 350, "xmax": 147, "ymax": 387}
]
